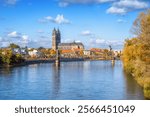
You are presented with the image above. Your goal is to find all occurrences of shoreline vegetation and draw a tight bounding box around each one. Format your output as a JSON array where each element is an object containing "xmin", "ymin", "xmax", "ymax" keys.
[
  {"xmin": 122, "ymin": 10, "xmax": 150, "ymax": 99},
  {"xmin": 0, "ymin": 58, "xmax": 118, "ymax": 68},
  {"xmin": 0, "ymin": 44, "xmax": 121, "ymax": 68}
]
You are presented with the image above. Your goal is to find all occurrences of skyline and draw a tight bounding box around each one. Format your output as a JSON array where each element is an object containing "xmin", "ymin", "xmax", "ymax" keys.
[{"xmin": 0, "ymin": 0, "xmax": 150, "ymax": 50}]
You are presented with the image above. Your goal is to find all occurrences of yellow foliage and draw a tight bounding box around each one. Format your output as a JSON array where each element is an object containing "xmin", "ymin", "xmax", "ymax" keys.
[{"xmin": 123, "ymin": 10, "xmax": 150, "ymax": 99}]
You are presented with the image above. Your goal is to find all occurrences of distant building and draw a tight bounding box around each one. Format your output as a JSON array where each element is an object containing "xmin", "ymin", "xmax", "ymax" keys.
[
  {"xmin": 58, "ymin": 42, "xmax": 84, "ymax": 50},
  {"xmin": 51, "ymin": 28, "xmax": 84, "ymax": 50},
  {"xmin": 52, "ymin": 28, "xmax": 61, "ymax": 50},
  {"xmin": 12, "ymin": 47, "xmax": 28, "ymax": 55},
  {"xmin": 28, "ymin": 49, "xmax": 42, "ymax": 58},
  {"xmin": 83, "ymin": 50, "xmax": 91, "ymax": 56}
]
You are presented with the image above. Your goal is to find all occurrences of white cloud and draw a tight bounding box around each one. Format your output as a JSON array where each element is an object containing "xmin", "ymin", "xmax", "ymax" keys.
[
  {"xmin": 37, "ymin": 30, "xmax": 44, "ymax": 33},
  {"xmin": 39, "ymin": 14, "xmax": 70, "ymax": 24},
  {"xmin": 0, "ymin": 37, "xmax": 2, "ymax": 41},
  {"xmin": 95, "ymin": 39, "xmax": 106, "ymax": 44},
  {"xmin": 22, "ymin": 35, "xmax": 28, "ymax": 41},
  {"xmin": 117, "ymin": 19, "xmax": 127, "ymax": 23},
  {"xmin": 81, "ymin": 30, "xmax": 92, "ymax": 36},
  {"xmin": 59, "ymin": 0, "xmax": 115, "ymax": 7},
  {"xmin": 4, "ymin": 0, "xmax": 18, "ymax": 5},
  {"xmin": 88, "ymin": 38, "xmax": 123, "ymax": 49},
  {"xmin": 0, "ymin": 36, "xmax": 9, "ymax": 47},
  {"xmin": 22, "ymin": 35, "xmax": 29, "ymax": 45},
  {"xmin": 7, "ymin": 31, "xmax": 21, "ymax": 38},
  {"xmin": 107, "ymin": 0, "xmax": 149, "ymax": 14},
  {"xmin": 59, "ymin": 2, "xmax": 69, "ymax": 7},
  {"xmin": 55, "ymin": 14, "xmax": 70, "ymax": 24},
  {"xmin": 114, "ymin": 0, "xmax": 148, "ymax": 9},
  {"xmin": 106, "ymin": 6, "xmax": 127, "ymax": 14},
  {"xmin": 45, "ymin": 16, "xmax": 53, "ymax": 20},
  {"xmin": 7, "ymin": 31, "xmax": 30, "ymax": 46}
]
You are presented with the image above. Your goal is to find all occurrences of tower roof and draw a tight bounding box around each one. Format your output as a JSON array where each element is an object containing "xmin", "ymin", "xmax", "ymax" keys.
[{"xmin": 52, "ymin": 28, "xmax": 57, "ymax": 34}]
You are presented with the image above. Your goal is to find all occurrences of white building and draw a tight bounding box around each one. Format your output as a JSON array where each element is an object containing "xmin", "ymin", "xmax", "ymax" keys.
[
  {"xmin": 28, "ymin": 49, "xmax": 41, "ymax": 58},
  {"xmin": 83, "ymin": 50, "xmax": 91, "ymax": 56},
  {"xmin": 12, "ymin": 47, "xmax": 28, "ymax": 55}
]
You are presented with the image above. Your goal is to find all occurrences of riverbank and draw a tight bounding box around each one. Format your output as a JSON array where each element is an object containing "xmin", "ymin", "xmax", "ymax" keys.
[
  {"xmin": 25, "ymin": 58, "xmax": 84, "ymax": 65},
  {"xmin": 0, "ymin": 58, "xmax": 85, "ymax": 68},
  {"xmin": 1, "ymin": 57, "xmax": 120, "ymax": 68}
]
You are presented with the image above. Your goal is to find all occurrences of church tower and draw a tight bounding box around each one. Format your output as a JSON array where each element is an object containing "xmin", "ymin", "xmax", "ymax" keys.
[{"xmin": 52, "ymin": 28, "xmax": 61, "ymax": 50}]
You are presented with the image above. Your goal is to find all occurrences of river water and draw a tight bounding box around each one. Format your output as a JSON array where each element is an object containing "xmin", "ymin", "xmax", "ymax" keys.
[{"xmin": 0, "ymin": 61, "xmax": 144, "ymax": 100}]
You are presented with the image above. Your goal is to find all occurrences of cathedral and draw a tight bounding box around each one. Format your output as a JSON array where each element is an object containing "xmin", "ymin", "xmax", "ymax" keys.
[
  {"xmin": 52, "ymin": 28, "xmax": 61, "ymax": 50},
  {"xmin": 52, "ymin": 28, "xmax": 84, "ymax": 50}
]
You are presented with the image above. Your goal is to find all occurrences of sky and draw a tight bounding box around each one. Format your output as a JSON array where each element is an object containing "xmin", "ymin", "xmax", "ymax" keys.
[{"xmin": 0, "ymin": 0, "xmax": 149, "ymax": 50}]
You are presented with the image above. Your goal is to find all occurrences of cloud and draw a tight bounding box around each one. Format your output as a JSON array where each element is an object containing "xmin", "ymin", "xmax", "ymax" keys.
[
  {"xmin": 28, "ymin": 39, "xmax": 51, "ymax": 48},
  {"xmin": 59, "ymin": 2, "xmax": 69, "ymax": 7},
  {"xmin": 22, "ymin": 35, "xmax": 29, "ymax": 45},
  {"xmin": 113, "ymin": 0, "xmax": 148, "ymax": 9},
  {"xmin": 6, "ymin": 31, "xmax": 30, "ymax": 46},
  {"xmin": 59, "ymin": 0, "xmax": 115, "ymax": 7},
  {"xmin": 45, "ymin": 16, "xmax": 53, "ymax": 20},
  {"xmin": 55, "ymin": 14, "xmax": 70, "ymax": 24},
  {"xmin": 37, "ymin": 30, "xmax": 44, "ymax": 33},
  {"xmin": 0, "ymin": 36, "xmax": 9, "ymax": 47},
  {"xmin": 7, "ymin": 31, "xmax": 21, "ymax": 38},
  {"xmin": 1, "ymin": 30, "xmax": 51, "ymax": 48},
  {"xmin": 39, "ymin": 14, "xmax": 70, "ymax": 24},
  {"xmin": 0, "ymin": 37, "xmax": 2, "ymax": 41},
  {"xmin": 88, "ymin": 38, "xmax": 123, "ymax": 50},
  {"xmin": 81, "ymin": 30, "xmax": 92, "ymax": 36},
  {"xmin": 106, "ymin": 6, "xmax": 126, "ymax": 14},
  {"xmin": 107, "ymin": 0, "xmax": 149, "ymax": 14},
  {"xmin": 2, "ymin": 0, "xmax": 18, "ymax": 5},
  {"xmin": 117, "ymin": 19, "xmax": 127, "ymax": 23},
  {"xmin": 22, "ymin": 35, "xmax": 29, "ymax": 41}
]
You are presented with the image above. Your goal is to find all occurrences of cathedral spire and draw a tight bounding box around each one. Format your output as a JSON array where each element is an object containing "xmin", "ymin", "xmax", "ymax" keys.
[
  {"xmin": 52, "ymin": 27, "xmax": 61, "ymax": 50},
  {"xmin": 53, "ymin": 28, "xmax": 57, "ymax": 34}
]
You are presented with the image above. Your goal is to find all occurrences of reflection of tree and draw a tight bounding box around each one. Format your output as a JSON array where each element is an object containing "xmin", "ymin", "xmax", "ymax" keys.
[
  {"xmin": 0, "ymin": 67, "xmax": 12, "ymax": 77},
  {"xmin": 51, "ymin": 65, "xmax": 61, "ymax": 99},
  {"xmin": 123, "ymin": 71, "xmax": 144, "ymax": 99}
]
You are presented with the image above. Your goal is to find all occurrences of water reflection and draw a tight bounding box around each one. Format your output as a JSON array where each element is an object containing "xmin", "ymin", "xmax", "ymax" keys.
[
  {"xmin": 51, "ymin": 64, "xmax": 61, "ymax": 99},
  {"xmin": 0, "ymin": 61, "xmax": 145, "ymax": 100},
  {"xmin": 123, "ymin": 72, "xmax": 144, "ymax": 99}
]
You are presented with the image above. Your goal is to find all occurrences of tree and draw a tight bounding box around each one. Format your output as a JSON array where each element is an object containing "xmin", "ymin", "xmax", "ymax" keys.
[
  {"xmin": 9, "ymin": 43, "xmax": 20, "ymax": 48},
  {"xmin": 123, "ymin": 9, "xmax": 150, "ymax": 99},
  {"xmin": 0, "ymin": 51, "xmax": 3, "ymax": 64},
  {"xmin": 38, "ymin": 47, "xmax": 45, "ymax": 50}
]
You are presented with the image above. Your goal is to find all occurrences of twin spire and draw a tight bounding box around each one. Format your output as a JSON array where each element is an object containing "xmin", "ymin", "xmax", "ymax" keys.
[
  {"xmin": 52, "ymin": 28, "xmax": 61, "ymax": 50},
  {"xmin": 53, "ymin": 28, "xmax": 60, "ymax": 35}
]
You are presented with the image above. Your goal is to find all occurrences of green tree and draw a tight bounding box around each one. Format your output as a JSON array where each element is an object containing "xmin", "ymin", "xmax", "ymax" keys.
[
  {"xmin": 0, "ymin": 52, "xmax": 3, "ymax": 64},
  {"xmin": 9, "ymin": 43, "xmax": 20, "ymax": 48}
]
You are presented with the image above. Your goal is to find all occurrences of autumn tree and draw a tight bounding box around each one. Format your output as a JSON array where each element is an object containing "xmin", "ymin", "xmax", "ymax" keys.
[{"xmin": 123, "ymin": 10, "xmax": 150, "ymax": 99}]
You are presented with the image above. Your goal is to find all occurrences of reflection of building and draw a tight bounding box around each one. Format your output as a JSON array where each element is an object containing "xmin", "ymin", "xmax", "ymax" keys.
[{"xmin": 52, "ymin": 28, "xmax": 84, "ymax": 50}]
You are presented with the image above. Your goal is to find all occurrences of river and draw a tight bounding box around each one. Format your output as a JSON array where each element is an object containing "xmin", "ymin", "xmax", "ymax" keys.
[{"xmin": 0, "ymin": 60, "xmax": 144, "ymax": 100}]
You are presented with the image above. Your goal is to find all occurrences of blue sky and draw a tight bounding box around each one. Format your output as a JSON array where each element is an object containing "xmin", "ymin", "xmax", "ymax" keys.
[{"xmin": 0, "ymin": 0, "xmax": 149, "ymax": 50}]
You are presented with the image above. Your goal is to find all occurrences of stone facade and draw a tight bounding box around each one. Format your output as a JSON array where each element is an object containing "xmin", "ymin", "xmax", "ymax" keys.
[
  {"xmin": 58, "ymin": 42, "xmax": 84, "ymax": 50},
  {"xmin": 52, "ymin": 28, "xmax": 84, "ymax": 50},
  {"xmin": 52, "ymin": 28, "xmax": 61, "ymax": 50}
]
